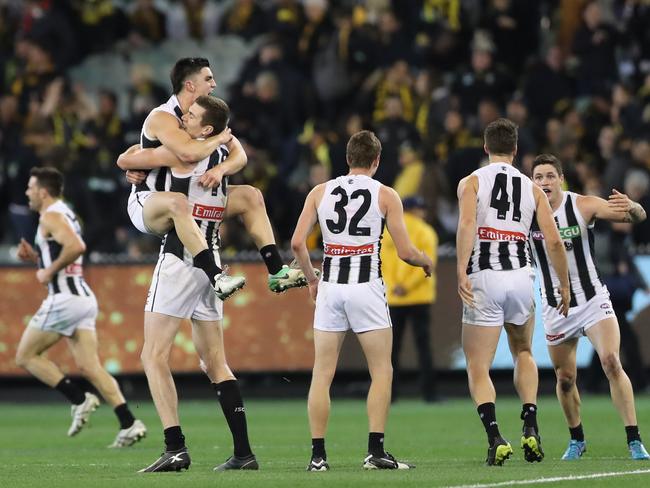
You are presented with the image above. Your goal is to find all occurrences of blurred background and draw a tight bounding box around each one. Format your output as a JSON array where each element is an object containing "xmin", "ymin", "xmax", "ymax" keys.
[{"xmin": 1, "ymin": 0, "xmax": 650, "ymax": 399}]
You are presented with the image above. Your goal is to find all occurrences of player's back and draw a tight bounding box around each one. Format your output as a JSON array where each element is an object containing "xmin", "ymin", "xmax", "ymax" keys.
[
  {"xmin": 133, "ymin": 94, "xmax": 183, "ymax": 194},
  {"xmin": 318, "ymin": 174, "xmax": 384, "ymax": 284},
  {"xmin": 468, "ymin": 163, "xmax": 536, "ymax": 274}
]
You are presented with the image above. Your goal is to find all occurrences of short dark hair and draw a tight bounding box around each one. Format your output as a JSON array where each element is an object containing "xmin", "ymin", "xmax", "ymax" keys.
[
  {"xmin": 194, "ymin": 95, "xmax": 230, "ymax": 135},
  {"xmin": 30, "ymin": 167, "xmax": 63, "ymax": 197},
  {"xmin": 170, "ymin": 57, "xmax": 210, "ymax": 94},
  {"xmin": 532, "ymin": 153, "xmax": 564, "ymax": 176},
  {"xmin": 484, "ymin": 118, "xmax": 518, "ymax": 155},
  {"xmin": 346, "ymin": 130, "xmax": 382, "ymax": 168}
]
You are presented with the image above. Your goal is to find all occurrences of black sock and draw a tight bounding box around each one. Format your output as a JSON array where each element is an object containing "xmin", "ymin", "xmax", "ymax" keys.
[
  {"xmin": 260, "ymin": 244, "xmax": 284, "ymax": 275},
  {"xmin": 626, "ymin": 425, "xmax": 641, "ymax": 444},
  {"xmin": 569, "ymin": 423, "xmax": 584, "ymax": 442},
  {"xmin": 312, "ymin": 438, "xmax": 326, "ymax": 459},
  {"xmin": 477, "ymin": 402, "xmax": 500, "ymax": 446},
  {"xmin": 55, "ymin": 377, "xmax": 86, "ymax": 405},
  {"xmin": 164, "ymin": 425, "xmax": 186, "ymax": 452},
  {"xmin": 213, "ymin": 380, "xmax": 253, "ymax": 458},
  {"xmin": 521, "ymin": 403, "xmax": 538, "ymax": 432},
  {"xmin": 114, "ymin": 403, "xmax": 136, "ymax": 429},
  {"xmin": 193, "ymin": 249, "xmax": 222, "ymax": 285},
  {"xmin": 368, "ymin": 432, "xmax": 385, "ymax": 457}
]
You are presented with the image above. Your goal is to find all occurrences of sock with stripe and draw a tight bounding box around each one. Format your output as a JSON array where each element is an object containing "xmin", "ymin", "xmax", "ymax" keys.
[{"xmin": 193, "ymin": 249, "xmax": 222, "ymax": 286}]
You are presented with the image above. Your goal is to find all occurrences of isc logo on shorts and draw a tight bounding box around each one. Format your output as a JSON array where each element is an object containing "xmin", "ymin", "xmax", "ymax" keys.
[{"xmin": 192, "ymin": 204, "xmax": 224, "ymax": 221}]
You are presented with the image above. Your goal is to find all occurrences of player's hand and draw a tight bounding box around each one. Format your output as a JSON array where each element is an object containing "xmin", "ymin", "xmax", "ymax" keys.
[
  {"xmin": 422, "ymin": 257, "xmax": 434, "ymax": 278},
  {"xmin": 308, "ymin": 278, "xmax": 319, "ymax": 302},
  {"xmin": 557, "ymin": 286, "xmax": 570, "ymax": 317},
  {"xmin": 607, "ymin": 189, "xmax": 632, "ymax": 214},
  {"xmin": 198, "ymin": 166, "xmax": 224, "ymax": 188},
  {"xmin": 126, "ymin": 170, "xmax": 147, "ymax": 185},
  {"xmin": 17, "ymin": 238, "xmax": 38, "ymax": 263},
  {"xmin": 457, "ymin": 271, "xmax": 475, "ymax": 308},
  {"xmin": 213, "ymin": 127, "xmax": 232, "ymax": 146},
  {"xmin": 36, "ymin": 268, "xmax": 53, "ymax": 284}
]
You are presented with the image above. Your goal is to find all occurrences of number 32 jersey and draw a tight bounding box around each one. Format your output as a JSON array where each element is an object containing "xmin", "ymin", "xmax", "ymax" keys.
[
  {"xmin": 467, "ymin": 163, "xmax": 535, "ymax": 274},
  {"xmin": 318, "ymin": 175, "xmax": 384, "ymax": 284}
]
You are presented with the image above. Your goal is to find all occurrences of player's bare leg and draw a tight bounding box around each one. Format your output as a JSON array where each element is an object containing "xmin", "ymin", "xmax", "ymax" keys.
[
  {"xmin": 462, "ymin": 323, "xmax": 513, "ymax": 465},
  {"xmin": 67, "ymin": 329, "xmax": 145, "ymax": 445},
  {"xmin": 143, "ymin": 192, "xmax": 245, "ymax": 299},
  {"xmin": 505, "ymin": 317, "xmax": 543, "ymax": 463},
  {"xmin": 549, "ymin": 338, "xmax": 586, "ymax": 460},
  {"xmin": 227, "ymin": 185, "xmax": 314, "ymax": 292},
  {"xmin": 192, "ymin": 319, "xmax": 257, "ymax": 471},
  {"xmin": 586, "ymin": 318, "xmax": 637, "ymax": 426},
  {"xmin": 307, "ymin": 330, "xmax": 345, "ymax": 471},
  {"xmin": 15, "ymin": 328, "xmax": 64, "ymax": 386},
  {"xmin": 141, "ymin": 312, "xmax": 183, "ymax": 429},
  {"xmin": 549, "ymin": 339, "xmax": 581, "ymax": 427}
]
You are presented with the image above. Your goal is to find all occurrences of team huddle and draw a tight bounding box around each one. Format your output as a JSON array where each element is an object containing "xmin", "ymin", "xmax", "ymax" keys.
[{"xmin": 14, "ymin": 58, "xmax": 649, "ymax": 472}]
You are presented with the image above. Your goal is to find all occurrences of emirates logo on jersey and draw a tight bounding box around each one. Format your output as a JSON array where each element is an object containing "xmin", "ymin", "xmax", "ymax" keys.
[
  {"xmin": 478, "ymin": 226, "xmax": 527, "ymax": 241},
  {"xmin": 192, "ymin": 203, "xmax": 225, "ymax": 221},
  {"xmin": 324, "ymin": 243, "xmax": 374, "ymax": 256}
]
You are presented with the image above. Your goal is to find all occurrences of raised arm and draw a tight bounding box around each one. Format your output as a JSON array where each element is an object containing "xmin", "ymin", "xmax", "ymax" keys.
[
  {"xmin": 148, "ymin": 111, "xmax": 230, "ymax": 163},
  {"xmin": 117, "ymin": 144, "xmax": 184, "ymax": 171},
  {"xmin": 36, "ymin": 213, "xmax": 86, "ymax": 284},
  {"xmin": 577, "ymin": 190, "xmax": 647, "ymax": 225},
  {"xmin": 534, "ymin": 185, "xmax": 570, "ymax": 316},
  {"xmin": 291, "ymin": 184, "xmax": 325, "ymax": 301},
  {"xmin": 381, "ymin": 185, "xmax": 433, "ymax": 275}
]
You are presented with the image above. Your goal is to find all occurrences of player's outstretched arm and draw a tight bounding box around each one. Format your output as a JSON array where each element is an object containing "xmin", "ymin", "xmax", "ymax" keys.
[
  {"xmin": 381, "ymin": 186, "xmax": 433, "ymax": 276},
  {"xmin": 577, "ymin": 190, "xmax": 647, "ymax": 224},
  {"xmin": 117, "ymin": 144, "xmax": 184, "ymax": 171},
  {"xmin": 291, "ymin": 185, "xmax": 324, "ymax": 301},
  {"xmin": 456, "ymin": 175, "xmax": 477, "ymax": 307},
  {"xmin": 149, "ymin": 111, "xmax": 231, "ymax": 163},
  {"xmin": 35, "ymin": 213, "xmax": 86, "ymax": 284},
  {"xmin": 534, "ymin": 185, "xmax": 570, "ymax": 316}
]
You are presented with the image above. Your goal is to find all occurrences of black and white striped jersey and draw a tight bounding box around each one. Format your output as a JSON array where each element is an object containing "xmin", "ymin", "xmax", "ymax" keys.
[
  {"xmin": 318, "ymin": 175, "xmax": 385, "ymax": 284},
  {"xmin": 133, "ymin": 94, "xmax": 183, "ymax": 194},
  {"xmin": 529, "ymin": 191, "xmax": 604, "ymax": 308},
  {"xmin": 467, "ymin": 163, "xmax": 536, "ymax": 274},
  {"xmin": 159, "ymin": 144, "xmax": 230, "ymax": 263},
  {"xmin": 35, "ymin": 200, "xmax": 93, "ymax": 297}
]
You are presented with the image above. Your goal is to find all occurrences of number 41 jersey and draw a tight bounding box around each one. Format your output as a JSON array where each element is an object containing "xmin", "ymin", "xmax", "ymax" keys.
[
  {"xmin": 467, "ymin": 163, "xmax": 536, "ymax": 274},
  {"xmin": 318, "ymin": 174, "xmax": 384, "ymax": 284}
]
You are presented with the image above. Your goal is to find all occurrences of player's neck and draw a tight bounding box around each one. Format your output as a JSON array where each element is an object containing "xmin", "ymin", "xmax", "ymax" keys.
[
  {"xmin": 38, "ymin": 197, "xmax": 57, "ymax": 215},
  {"xmin": 347, "ymin": 169, "xmax": 373, "ymax": 177},
  {"xmin": 176, "ymin": 91, "xmax": 195, "ymax": 114},
  {"xmin": 487, "ymin": 154, "xmax": 514, "ymax": 164},
  {"xmin": 549, "ymin": 191, "xmax": 564, "ymax": 212}
]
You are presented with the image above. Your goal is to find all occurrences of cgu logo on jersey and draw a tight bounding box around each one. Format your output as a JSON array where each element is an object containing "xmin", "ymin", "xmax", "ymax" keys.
[
  {"xmin": 192, "ymin": 203, "xmax": 225, "ymax": 221},
  {"xmin": 324, "ymin": 243, "xmax": 374, "ymax": 256},
  {"xmin": 558, "ymin": 225, "xmax": 581, "ymax": 240},
  {"xmin": 477, "ymin": 227, "xmax": 527, "ymax": 241}
]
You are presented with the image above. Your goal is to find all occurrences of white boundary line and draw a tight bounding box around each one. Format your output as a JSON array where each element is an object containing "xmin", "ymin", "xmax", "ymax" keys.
[{"xmin": 446, "ymin": 468, "xmax": 650, "ymax": 488}]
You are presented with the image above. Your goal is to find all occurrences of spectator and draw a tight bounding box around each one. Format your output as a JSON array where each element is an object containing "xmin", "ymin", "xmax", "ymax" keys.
[
  {"xmin": 220, "ymin": 0, "xmax": 267, "ymax": 41},
  {"xmin": 127, "ymin": 0, "xmax": 167, "ymax": 45}
]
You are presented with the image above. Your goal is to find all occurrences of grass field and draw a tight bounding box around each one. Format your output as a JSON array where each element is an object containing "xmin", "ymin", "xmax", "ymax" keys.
[{"xmin": 2, "ymin": 395, "xmax": 650, "ymax": 487}]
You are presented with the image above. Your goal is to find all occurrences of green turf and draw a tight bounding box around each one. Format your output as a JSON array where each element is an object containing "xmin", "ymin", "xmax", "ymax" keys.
[{"xmin": 2, "ymin": 395, "xmax": 650, "ymax": 487}]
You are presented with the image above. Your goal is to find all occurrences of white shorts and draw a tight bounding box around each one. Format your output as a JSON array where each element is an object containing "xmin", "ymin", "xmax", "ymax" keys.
[
  {"xmin": 145, "ymin": 253, "xmax": 223, "ymax": 321},
  {"xmin": 543, "ymin": 288, "xmax": 614, "ymax": 345},
  {"xmin": 28, "ymin": 293, "xmax": 97, "ymax": 337},
  {"xmin": 127, "ymin": 190, "xmax": 156, "ymax": 235},
  {"xmin": 462, "ymin": 267, "xmax": 535, "ymax": 327},
  {"xmin": 314, "ymin": 278, "xmax": 391, "ymax": 333}
]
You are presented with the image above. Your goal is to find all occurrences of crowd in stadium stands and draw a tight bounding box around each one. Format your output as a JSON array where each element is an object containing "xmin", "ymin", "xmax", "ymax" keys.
[{"xmin": 1, "ymin": 0, "xmax": 650, "ymax": 262}]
